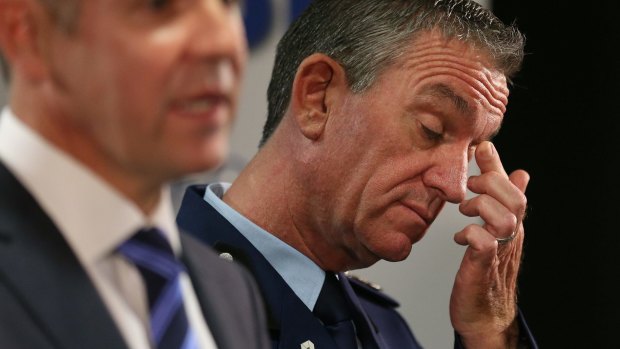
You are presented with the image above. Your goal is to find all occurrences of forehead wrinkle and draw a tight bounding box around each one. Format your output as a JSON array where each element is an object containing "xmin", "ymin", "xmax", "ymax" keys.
[
  {"xmin": 410, "ymin": 59, "xmax": 508, "ymax": 117},
  {"xmin": 423, "ymin": 83, "xmax": 473, "ymax": 117},
  {"xmin": 480, "ymin": 68, "xmax": 508, "ymax": 113},
  {"xmin": 401, "ymin": 39, "xmax": 509, "ymax": 114}
]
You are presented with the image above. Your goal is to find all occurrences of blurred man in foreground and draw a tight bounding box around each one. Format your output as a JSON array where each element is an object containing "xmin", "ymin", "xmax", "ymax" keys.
[{"xmin": 0, "ymin": 0, "xmax": 268, "ymax": 348}]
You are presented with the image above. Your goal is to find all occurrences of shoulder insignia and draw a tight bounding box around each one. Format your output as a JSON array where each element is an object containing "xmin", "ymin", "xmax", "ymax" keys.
[
  {"xmin": 344, "ymin": 272, "xmax": 400, "ymax": 308},
  {"xmin": 345, "ymin": 272, "xmax": 382, "ymax": 290}
]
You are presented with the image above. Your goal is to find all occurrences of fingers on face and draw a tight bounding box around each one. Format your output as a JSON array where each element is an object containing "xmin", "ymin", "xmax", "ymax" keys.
[
  {"xmin": 454, "ymin": 224, "xmax": 523, "ymax": 284},
  {"xmin": 459, "ymin": 194, "xmax": 518, "ymax": 240},
  {"xmin": 467, "ymin": 171, "xmax": 527, "ymax": 217},
  {"xmin": 453, "ymin": 224, "xmax": 498, "ymax": 264},
  {"xmin": 466, "ymin": 143, "xmax": 529, "ymax": 244},
  {"xmin": 509, "ymin": 169, "xmax": 530, "ymax": 193},
  {"xmin": 475, "ymin": 141, "xmax": 508, "ymax": 177}
]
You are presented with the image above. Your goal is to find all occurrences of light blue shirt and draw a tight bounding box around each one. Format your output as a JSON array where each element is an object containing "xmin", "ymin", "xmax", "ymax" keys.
[{"xmin": 204, "ymin": 182, "xmax": 325, "ymax": 310}]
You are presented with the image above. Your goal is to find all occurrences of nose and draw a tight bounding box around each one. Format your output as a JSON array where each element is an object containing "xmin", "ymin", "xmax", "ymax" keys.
[
  {"xmin": 188, "ymin": 1, "xmax": 248, "ymax": 70},
  {"xmin": 422, "ymin": 145, "xmax": 469, "ymax": 204}
]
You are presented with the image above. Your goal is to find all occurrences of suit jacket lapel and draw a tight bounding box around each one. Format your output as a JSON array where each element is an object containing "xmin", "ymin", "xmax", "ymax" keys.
[
  {"xmin": 0, "ymin": 163, "xmax": 128, "ymax": 349},
  {"xmin": 180, "ymin": 233, "xmax": 234, "ymax": 349},
  {"xmin": 177, "ymin": 185, "xmax": 337, "ymax": 349}
]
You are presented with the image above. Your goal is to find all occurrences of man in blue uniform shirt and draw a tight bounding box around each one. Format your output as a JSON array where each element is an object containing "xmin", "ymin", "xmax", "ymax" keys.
[{"xmin": 178, "ymin": 0, "xmax": 537, "ymax": 348}]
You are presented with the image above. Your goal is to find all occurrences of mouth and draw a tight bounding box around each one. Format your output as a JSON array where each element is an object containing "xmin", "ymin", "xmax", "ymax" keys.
[
  {"xmin": 171, "ymin": 93, "xmax": 230, "ymax": 116},
  {"xmin": 398, "ymin": 200, "xmax": 434, "ymax": 227}
]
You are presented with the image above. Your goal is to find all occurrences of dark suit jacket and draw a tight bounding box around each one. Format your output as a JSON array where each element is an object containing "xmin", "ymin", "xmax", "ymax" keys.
[
  {"xmin": 177, "ymin": 185, "xmax": 423, "ymax": 349},
  {"xmin": 0, "ymin": 162, "xmax": 269, "ymax": 349}
]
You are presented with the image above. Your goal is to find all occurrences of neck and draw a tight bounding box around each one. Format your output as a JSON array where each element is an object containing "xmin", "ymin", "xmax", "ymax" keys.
[{"xmin": 223, "ymin": 134, "xmax": 360, "ymax": 272}]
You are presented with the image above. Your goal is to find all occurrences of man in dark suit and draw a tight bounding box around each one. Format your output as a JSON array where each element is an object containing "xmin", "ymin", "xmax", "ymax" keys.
[
  {"xmin": 177, "ymin": 0, "xmax": 538, "ymax": 348},
  {"xmin": 0, "ymin": 0, "xmax": 268, "ymax": 348}
]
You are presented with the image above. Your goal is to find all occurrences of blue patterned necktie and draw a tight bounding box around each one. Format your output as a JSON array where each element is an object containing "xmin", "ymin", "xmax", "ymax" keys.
[
  {"xmin": 118, "ymin": 227, "xmax": 199, "ymax": 349},
  {"xmin": 313, "ymin": 273, "xmax": 358, "ymax": 349}
]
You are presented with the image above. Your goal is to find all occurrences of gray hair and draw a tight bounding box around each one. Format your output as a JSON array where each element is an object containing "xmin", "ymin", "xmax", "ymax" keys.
[{"xmin": 261, "ymin": 0, "xmax": 525, "ymax": 146}]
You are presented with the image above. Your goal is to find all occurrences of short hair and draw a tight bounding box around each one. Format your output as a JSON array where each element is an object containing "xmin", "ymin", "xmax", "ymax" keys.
[
  {"xmin": 261, "ymin": 0, "xmax": 525, "ymax": 146},
  {"xmin": 0, "ymin": 0, "xmax": 78, "ymax": 83}
]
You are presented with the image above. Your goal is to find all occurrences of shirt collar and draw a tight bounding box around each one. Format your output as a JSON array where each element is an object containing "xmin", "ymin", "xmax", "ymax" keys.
[
  {"xmin": 0, "ymin": 107, "xmax": 181, "ymax": 267},
  {"xmin": 204, "ymin": 182, "xmax": 325, "ymax": 310}
]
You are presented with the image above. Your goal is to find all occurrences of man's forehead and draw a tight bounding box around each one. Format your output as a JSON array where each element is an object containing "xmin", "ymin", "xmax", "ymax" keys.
[
  {"xmin": 420, "ymin": 83, "xmax": 474, "ymax": 117},
  {"xmin": 411, "ymin": 80, "xmax": 505, "ymax": 141}
]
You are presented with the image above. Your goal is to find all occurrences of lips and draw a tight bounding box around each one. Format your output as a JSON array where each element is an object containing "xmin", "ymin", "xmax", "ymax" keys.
[
  {"xmin": 399, "ymin": 200, "xmax": 434, "ymax": 227},
  {"xmin": 176, "ymin": 95, "xmax": 226, "ymax": 113},
  {"xmin": 169, "ymin": 93, "xmax": 231, "ymax": 122}
]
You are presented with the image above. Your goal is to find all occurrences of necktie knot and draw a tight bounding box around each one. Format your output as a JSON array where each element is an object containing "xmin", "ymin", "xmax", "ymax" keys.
[
  {"xmin": 313, "ymin": 273, "xmax": 357, "ymax": 349},
  {"xmin": 313, "ymin": 273, "xmax": 353, "ymax": 325},
  {"xmin": 127, "ymin": 227, "xmax": 176, "ymax": 256}
]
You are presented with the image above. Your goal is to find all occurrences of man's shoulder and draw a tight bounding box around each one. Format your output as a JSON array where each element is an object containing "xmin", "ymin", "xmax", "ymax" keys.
[
  {"xmin": 0, "ymin": 160, "xmax": 26, "ymax": 205},
  {"xmin": 180, "ymin": 230, "xmax": 249, "ymax": 283},
  {"xmin": 345, "ymin": 272, "xmax": 400, "ymax": 308},
  {"xmin": 180, "ymin": 230, "xmax": 264, "ymax": 308},
  {"xmin": 0, "ymin": 161, "xmax": 51, "ymax": 236},
  {"xmin": 179, "ymin": 231, "xmax": 270, "ymax": 349},
  {"xmin": 345, "ymin": 272, "xmax": 423, "ymax": 348}
]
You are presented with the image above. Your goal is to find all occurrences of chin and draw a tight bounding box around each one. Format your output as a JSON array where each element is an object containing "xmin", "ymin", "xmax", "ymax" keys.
[
  {"xmin": 169, "ymin": 151, "xmax": 227, "ymax": 180},
  {"xmin": 381, "ymin": 245, "xmax": 413, "ymax": 262},
  {"xmin": 367, "ymin": 234, "xmax": 414, "ymax": 263},
  {"xmin": 195, "ymin": 139, "xmax": 230, "ymax": 170},
  {"xmin": 199, "ymin": 152, "xmax": 227, "ymax": 171}
]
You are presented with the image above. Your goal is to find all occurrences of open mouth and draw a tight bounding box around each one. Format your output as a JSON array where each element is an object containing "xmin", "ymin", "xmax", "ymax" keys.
[{"xmin": 172, "ymin": 95, "xmax": 229, "ymax": 116}]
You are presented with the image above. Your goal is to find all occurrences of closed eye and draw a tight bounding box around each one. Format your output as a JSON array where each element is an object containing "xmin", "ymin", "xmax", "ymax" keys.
[
  {"xmin": 149, "ymin": 0, "xmax": 170, "ymax": 10},
  {"xmin": 421, "ymin": 124, "xmax": 442, "ymax": 142}
]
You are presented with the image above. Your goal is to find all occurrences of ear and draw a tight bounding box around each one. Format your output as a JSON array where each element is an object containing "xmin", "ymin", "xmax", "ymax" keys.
[
  {"xmin": 289, "ymin": 53, "xmax": 348, "ymax": 141},
  {"xmin": 0, "ymin": 0, "xmax": 51, "ymax": 81}
]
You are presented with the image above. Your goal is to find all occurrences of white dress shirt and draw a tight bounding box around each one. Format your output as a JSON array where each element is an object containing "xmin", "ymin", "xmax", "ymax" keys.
[{"xmin": 0, "ymin": 107, "xmax": 217, "ymax": 349}]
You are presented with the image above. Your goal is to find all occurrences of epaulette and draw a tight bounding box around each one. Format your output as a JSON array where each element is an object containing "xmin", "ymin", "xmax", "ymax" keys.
[{"xmin": 344, "ymin": 272, "xmax": 400, "ymax": 308}]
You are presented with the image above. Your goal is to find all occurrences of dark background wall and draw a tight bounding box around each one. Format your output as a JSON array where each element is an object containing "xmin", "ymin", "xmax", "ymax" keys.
[{"xmin": 493, "ymin": 1, "xmax": 619, "ymax": 346}]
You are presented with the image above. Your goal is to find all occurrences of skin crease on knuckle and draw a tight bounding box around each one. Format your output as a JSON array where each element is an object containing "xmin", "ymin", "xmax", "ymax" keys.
[{"xmin": 468, "ymin": 171, "xmax": 526, "ymax": 237}]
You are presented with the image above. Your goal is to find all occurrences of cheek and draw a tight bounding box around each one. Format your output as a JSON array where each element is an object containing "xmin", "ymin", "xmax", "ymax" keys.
[
  {"xmin": 87, "ymin": 62, "xmax": 166, "ymax": 163},
  {"xmin": 107, "ymin": 53, "xmax": 174, "ymax": 136},
  {"xmin": 231, "ymin": 15, "xmax": 249, "ymax": 70},
  {"xmin": 109, "ymin": 31, "xmax": 178, "ymax": 94},
  {"xmin": 356, "ymin": 157, "xmax": 426, "ymax": 208},
  {"xmin": 349, "ymin": 159, "xmax": 434, "ymax": 261}
]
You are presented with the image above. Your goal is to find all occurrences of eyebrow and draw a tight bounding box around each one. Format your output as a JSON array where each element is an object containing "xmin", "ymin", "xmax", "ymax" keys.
[
  {"xmin": 423, "ymin": 83, "xmax": 473, "ymax": 117},
  {"xmin": 419, "ymin": 83, "xmax": 502, "ymax": 142}
]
